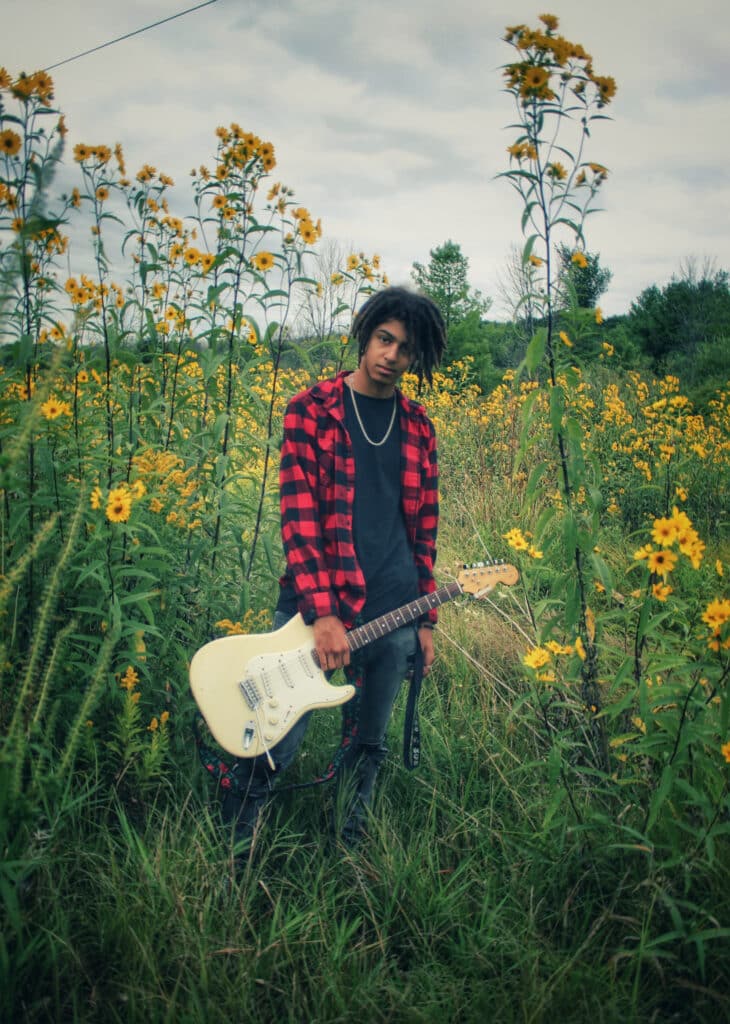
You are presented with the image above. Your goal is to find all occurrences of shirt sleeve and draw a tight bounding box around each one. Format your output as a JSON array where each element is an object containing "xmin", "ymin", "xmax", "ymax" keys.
[
  {"xmin": 279, "ymin": 396, "xmax": 339, "ymax": 623},
  {"xmin": 414, "ymin": 417, "xmax": 439, "ymax": 625}
]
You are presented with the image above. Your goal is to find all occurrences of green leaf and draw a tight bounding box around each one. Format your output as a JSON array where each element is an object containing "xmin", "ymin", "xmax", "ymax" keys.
[
  {"xmin": 646, "ymin": 764, "xmax": 674, "ymax": 833},
  {"xmin": 525, "ymin": 328, "xmax": 547, "ymax": 372},
  {"xmin": 549, "ymin": 384, "xmax": 564, "ymax": 435}
]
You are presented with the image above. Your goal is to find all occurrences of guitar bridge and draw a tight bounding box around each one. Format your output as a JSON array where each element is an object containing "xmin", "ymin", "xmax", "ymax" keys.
[{"xmin": 239, "ymin": 677, "xmax": 261, "ymax": 710}]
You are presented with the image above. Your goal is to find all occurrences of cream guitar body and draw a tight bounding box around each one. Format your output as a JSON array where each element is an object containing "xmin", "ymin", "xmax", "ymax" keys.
[
  {"xmin": 189, "ymin": 561, "xmax": 519, "ymax": 760},
  {"xmin": 189, "ymin": 613, "xmax": 353, "ymax": 759}
]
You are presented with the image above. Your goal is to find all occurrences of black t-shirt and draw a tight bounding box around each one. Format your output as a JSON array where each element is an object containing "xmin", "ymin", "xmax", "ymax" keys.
[{"xmin": 344, "ymin": 385, "xmax": 418, "ymax": 621}]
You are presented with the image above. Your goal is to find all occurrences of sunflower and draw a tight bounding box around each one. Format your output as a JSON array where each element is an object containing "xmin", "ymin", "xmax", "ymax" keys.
[
  {"xmin": 200, "ymin": 252, "xmax": 215, "ymax": 274},
  {"xmin": 212, "ymin": 194, "xmax": 227, "ymax": 209},
  {"xmin": 299, "ymin": 221, "xmax": 318, "ymax": 245},
  {"xmin": 647, "ymin": 549, "xmax": 678, "ymax": 577},
  {"xmin": 651, "ymin": 582, "xmax": 673, "ymax": 602},
  {"xmin": 521, "ymin": 64, "xmax": 550, "ymax": 95},
  {"xmin": 73, "ymin": 143, "xmax": 91, "ymax": 163},
  {"xmin": 0, "ymin": 129, "xmax": 21, "ymax": 156},
  {"xmin": 41, "ymin": 397, "xmax": 71, "ymax": 420},
  {"xmin": 183, "ymin": 247, "xmax": 201, "ymax": 266},
  {"xmin": 106, "ymin": 487, "xmax": 132, "ymax": 523},
  {"xmin": 347, "ymin": 254, "xmax": 360, "ymax": 270},
  {"xmin": 252, "ymin": 251, "xmax": 275, "ymax": 272},
  {"xmin": 95, "ymin": 186, "xmax": 109, "ymax": 202},
  {"xmin": 651, "ymin": 517, "xmax": 677, "ymax": 547},
  {"xmin": 523, "ymin": 646, "xmax": 551, "ymax": 670}
]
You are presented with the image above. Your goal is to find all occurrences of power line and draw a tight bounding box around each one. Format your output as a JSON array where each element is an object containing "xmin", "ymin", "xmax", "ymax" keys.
[{"xmin": 44, "ymin": 0, "xmax": 224, "ymax": 72}]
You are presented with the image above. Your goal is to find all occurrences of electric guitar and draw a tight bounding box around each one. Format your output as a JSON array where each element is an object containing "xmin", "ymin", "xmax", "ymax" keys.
[{"xmin": 189, "ymin": 561, "xmax": 518, "ymax": 759}]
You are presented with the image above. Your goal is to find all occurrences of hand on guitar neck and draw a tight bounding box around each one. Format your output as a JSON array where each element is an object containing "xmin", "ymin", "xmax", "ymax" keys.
[{"xmin": 313, "ymin": 615, "xmax": 351, "ymax": 671}]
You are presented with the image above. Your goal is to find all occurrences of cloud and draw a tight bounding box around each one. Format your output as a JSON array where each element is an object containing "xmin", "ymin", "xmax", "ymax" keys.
[{"xmin": 6, "ymin": 0, "xmax": 730, "ymax": 317}]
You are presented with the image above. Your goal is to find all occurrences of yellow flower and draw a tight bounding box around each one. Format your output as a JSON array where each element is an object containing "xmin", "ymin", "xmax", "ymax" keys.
[
  {"xmin": 252, "ymin": 251, "xmax": 275, "ymax": 272},
  {"xmin": 651, "ymin": 581, "xmax": 672, "ymax": 602},
  {"xmin": 120, "ymin": 665, "xmax": 139, "ymax": 690},
  {"xmin": 702, "ymin": 598, "xmax": 730, "ymax": 630},
  {"xmin": 647, "ymin": 549, "xmax": 678, "ymax": 577},
  {"xmin": 651, "ymin": 517, "xmax": 678, "ymax": 547},
  {"xmin": 594, "ymin": 307, "xmax": 603, "ymax": 325},
  {"xmin": 722, "ymin": 741, "xmax": 730, "ymax": 764},
  {"xmin": 547, "ymin": 161, "xmax": 567, "ymax": 180},
  {"xmin": 299, "ymin": 221, "xmax": 318, "ymax": 245},
  {"xmin": 73, "ymin": 143, "xmax": 92, "ymax": 162},
  {"xmin": 716, "ymin": 560, "xmax": 724, "ymax": 578},
  {"xmin": 503, "ymin": 527, "xmax": 529, "ymax": 551},
  {"xmin": 523, "ymin": 646, "xmax": 551, "ymax": 670},
  {"xmin": 95, "ymin": 186, "xmax": 109, "ymax": 202},
  {"xmin": 632, "ymin": 716, "xmax": 647, "ymax": 735},
  {"xmin": 41, "ymin": 397, "xmax": 71, "ymax": 420},
  {"xmin": 538, "ymin": 13, "xmax": 559, "ymax": 31},
  {"xmin": 160, "ymin": 710, "xmax": 170, "ymax": 726},
  {"xmin": 106, "ymin": 486, "xmax": 132, "ymax": 523},
  {"xmin": 90, "ymin": 486, "xmax": 103, "ymax": 510},
  {"xmin": 529, "ymin": 254, "xmax": 543, "ymax": 266},
  {"xmin": 574, "ymin": 636, "xmax": 587, "ymax": 661},
  {"xmin": 0, "ymin": 129, "xmax": 21, "ymax": 156},
  {"xmin": 347, "ymin": 254, "xmax": 360, "ymax": 270},
  {"xmin": 522, "ymin": 65, "xmax": 550, "ymax": 92},
  {"xmin": 200, "ymin": 252, "xmax": 215, "ymax": 274},
  {"xmin": 148, "ymin": 717, "xmax": 159, "ymax": 732},
  {"xmin": 183, "ymin": 247, "xmax": 201, "ymax": 266},
  {"xmin": 559, "ymin": 331, "xmax": 573, "ymax": 348},
  {"xmin": 571, "ymin": 251, "xmax": 588, "ymax": 269}
]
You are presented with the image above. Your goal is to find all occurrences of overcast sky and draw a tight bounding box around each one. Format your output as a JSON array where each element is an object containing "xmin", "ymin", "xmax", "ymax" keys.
[{"xmin": 8, "ymin": 0, "xmax": 730, "ymax": 317}]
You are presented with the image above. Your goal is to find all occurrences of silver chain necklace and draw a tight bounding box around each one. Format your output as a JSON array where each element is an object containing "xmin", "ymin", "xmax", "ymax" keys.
[{"xmin": 346, "ymin": 376, "xmax": 398, "ymax": 447}]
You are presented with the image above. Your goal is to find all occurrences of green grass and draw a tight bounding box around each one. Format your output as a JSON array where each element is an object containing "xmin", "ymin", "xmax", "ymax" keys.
[{"xmin": 4, "ymin": 633, "xmax": 728, "ymax": 1024}]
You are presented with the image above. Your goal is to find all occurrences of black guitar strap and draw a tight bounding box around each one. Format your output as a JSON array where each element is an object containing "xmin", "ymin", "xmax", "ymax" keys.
[{"xmin": 403, "ymin": 639, "xmax": 424, "ymax": 770}]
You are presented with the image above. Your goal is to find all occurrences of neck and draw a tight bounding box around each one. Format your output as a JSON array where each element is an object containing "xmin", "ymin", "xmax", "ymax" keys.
[{"xmin": 348, "ymin": 368, "xmax": 397, "ymax": 399}]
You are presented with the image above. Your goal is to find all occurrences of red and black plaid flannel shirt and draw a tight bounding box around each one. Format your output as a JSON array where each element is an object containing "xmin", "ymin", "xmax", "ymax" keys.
[{"xmin": 279, "ymin": 371, "xmax": 439, "ymax": 628}]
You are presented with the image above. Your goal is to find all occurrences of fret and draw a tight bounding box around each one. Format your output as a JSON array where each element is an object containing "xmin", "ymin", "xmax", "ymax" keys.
[{"xmin": 346, "ymin": 580, "xmax": 463, "ymax": 653}]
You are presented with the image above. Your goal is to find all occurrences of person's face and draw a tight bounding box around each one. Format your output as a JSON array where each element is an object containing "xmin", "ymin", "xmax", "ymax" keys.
[{"xmin": 358, "ymin": 319, "xmax": 413, "ymax": 395}]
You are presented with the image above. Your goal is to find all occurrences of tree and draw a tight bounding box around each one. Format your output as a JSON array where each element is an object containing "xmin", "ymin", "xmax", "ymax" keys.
[
  {"xmin": 555, "ymin": 243, "xmax": 612, "ymax": 309},
  {"xmin": 411, "ymin": 240, "xmax": 490, "ymax": 328},
  {"xmin": 628, "ymin": 260, "xmax": 730, "ymax": 369},
  {"xmin": 411, "ymin": 241, "xmax": 494, "ymax": 388}
]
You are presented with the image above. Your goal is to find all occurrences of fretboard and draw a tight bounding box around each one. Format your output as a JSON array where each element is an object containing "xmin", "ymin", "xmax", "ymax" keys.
[{"xmin": 346, "ymin": 581, "xmax": 463, "ymax": 652}]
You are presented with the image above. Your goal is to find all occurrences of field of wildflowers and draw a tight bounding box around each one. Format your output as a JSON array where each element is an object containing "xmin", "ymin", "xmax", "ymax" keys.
[{"xmin": 1, "ymin": 15, "xmax": 729, "ymax": 1022}]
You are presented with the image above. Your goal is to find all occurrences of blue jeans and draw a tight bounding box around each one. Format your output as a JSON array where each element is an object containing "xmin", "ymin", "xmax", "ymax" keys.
[{"xmin": 270, "ymin": 610, "xmax": 418, "ymax": 771}]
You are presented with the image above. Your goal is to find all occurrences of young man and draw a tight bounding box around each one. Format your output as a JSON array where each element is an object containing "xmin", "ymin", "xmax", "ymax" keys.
[{"xmin": 222, "ymin": 286, "xmax": 446, "ymax": 846}]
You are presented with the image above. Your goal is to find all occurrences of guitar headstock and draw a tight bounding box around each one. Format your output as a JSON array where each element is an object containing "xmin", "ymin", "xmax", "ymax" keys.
[{"xmin": 457, "ymin": 561, "xmax": 519, "ymax": 596}]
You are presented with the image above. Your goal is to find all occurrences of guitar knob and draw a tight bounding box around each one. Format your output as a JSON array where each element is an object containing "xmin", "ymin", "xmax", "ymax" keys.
[
  {"xmin": 267, "ymin": 716, "xmax": 279, "ymax": 725},
  {"xmin": 268, "ymin": 698, "xmax": 279, "ymax": 708},
  {"xmin": 263, "ymin": 732, "xmax": 274, "ymax": 741}
]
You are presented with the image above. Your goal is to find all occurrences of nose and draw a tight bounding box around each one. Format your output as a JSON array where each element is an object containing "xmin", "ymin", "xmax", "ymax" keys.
[{"xmin": 383, "ymin": 342, "xmax": 398, "ymax": 363}]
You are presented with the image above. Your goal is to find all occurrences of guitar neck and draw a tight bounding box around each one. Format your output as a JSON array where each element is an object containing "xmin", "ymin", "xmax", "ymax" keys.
[{"xmin": 346, "ymin": 581, "xmax": 463, "ymax": 653}]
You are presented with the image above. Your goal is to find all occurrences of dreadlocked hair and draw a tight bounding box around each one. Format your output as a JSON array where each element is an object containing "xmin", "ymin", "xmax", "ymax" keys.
[{"xmin": 352, "ymin": 286, "xmax": 446, "ymax": 389}]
